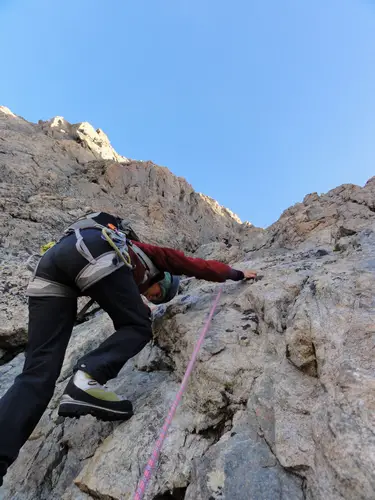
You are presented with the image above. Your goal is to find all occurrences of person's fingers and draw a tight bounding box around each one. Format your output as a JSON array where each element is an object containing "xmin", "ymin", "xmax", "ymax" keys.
[{"xmin": 243, "ymin": 269, "xmax": 258, "ymax": 279}]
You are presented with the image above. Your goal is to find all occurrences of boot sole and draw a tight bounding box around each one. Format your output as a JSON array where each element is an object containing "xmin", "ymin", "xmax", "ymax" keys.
[{"xmin": 58, "ymin": 400, "xmax": 133, "ymax": 422}]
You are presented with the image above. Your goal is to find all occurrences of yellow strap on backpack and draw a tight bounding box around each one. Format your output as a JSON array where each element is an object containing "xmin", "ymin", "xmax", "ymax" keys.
[{"xmin": 40, "ymin": 241, "xmax": 56, "ymax": 255}]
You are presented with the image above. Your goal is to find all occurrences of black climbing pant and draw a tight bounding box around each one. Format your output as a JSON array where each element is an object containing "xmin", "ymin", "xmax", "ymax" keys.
[{"xmin": 0, "ymin": 237, "xmax": 152, "ymax": 484}]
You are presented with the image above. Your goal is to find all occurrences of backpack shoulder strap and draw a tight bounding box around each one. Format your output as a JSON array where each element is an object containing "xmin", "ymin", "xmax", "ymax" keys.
[
  {"xmin": 64, "ymin": 218, "xmax": 104, "ymax": 233},
  {"xmin": 130, "ymin": 242, "xmax": 160, "ymax": 283},
  {"xmin": 63, "ymin": 212, "xmax": 107, "ymax": 234}
]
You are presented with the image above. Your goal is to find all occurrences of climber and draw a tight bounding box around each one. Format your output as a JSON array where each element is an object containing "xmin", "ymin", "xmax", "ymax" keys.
[{"xmin": 0, "ymin": 211, "xmax": 257, "ymax": 486}]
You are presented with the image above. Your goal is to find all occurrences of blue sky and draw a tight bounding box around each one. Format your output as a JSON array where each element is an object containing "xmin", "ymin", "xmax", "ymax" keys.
[{"xmin": 1, "ymin": 0, "xmax": 374, "ymax": 228}]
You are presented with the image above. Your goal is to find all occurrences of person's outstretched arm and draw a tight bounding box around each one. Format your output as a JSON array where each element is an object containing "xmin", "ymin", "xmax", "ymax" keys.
[{"xmin": 133, "ymin": 241, "xmax": 257, "ymax": 282}]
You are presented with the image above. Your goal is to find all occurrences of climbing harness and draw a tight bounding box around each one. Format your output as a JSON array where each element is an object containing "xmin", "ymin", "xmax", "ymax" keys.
[
  {"xmin": 25, "ymin": 241, "xmax": 57, "ymax": 273},
  {"xmin": 65, "ymin": 214, "xmax": 159, "ymax": 282},
  {"xmin": 133, "ymin": 286, "xmax": 223, "ymax": 500},
  {"xmin": 25, "ymin": 253, "xmax": 41, "ymax": 273},
  {"xmin": 73, "ymin": 225, "xmax": 132, "ymax": 322}
]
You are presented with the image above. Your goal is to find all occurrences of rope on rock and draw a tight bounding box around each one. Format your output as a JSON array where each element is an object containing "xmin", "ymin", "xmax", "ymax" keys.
[{"xmin": 133, "ymin": 286, "xmax": 223, "ymax": 500}]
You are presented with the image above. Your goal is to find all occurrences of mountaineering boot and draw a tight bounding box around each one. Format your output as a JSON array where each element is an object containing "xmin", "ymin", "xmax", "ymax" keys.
[{"xmin": 58, "ymin": 371, "xmax": 133, "ymax": 421}]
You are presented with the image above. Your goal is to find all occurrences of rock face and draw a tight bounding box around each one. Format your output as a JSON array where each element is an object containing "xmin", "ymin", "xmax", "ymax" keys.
[
  {"xmin": 0, "ymin": 106, "xmax": 243, "ymax": 351},
  {"xmin": 0, "ymin": 106, "xmax": 374, "ymax": 499},
  {"xmin": 0, "ymin": 105, "xmax": 242, "ymax": 253},
  {"xmin": 240, "ymin": 177, "xmax": 375, "ymax": 253}
]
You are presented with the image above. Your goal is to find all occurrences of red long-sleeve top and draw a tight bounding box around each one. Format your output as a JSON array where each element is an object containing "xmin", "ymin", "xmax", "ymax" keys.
[{"xmin": 129, "ymin": 241, "xmax": 244, "ymax": 292}]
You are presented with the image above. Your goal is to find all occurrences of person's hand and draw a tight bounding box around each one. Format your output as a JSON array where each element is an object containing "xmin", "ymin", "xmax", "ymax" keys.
[{"xmin": 243, "ymin": 269, "xmax": 257, "ymax": 280}]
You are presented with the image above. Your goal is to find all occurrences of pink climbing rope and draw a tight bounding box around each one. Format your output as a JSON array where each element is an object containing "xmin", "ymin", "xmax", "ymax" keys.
[{"xmin": 133, "ymin": 286, "xmax": 223, "ymax": 500}]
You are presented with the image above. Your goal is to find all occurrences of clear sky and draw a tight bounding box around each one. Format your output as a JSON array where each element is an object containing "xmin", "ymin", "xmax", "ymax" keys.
[{"xmin": 1, "ymin": 0, "xmax": 374, "ymax": 228}]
